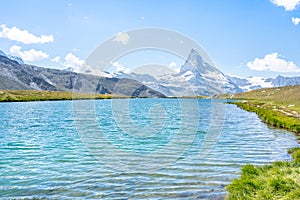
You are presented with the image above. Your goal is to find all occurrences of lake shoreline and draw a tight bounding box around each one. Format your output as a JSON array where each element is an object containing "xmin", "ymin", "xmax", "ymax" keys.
[
  {"xmin": 226, "ymin": 85, "xmax": 300, "ymax": 199},
  {"xmin": 226, "ymin": 147, "xmax": 300, "ymax": 200},
  {"xmin": 227, "ymin": 85, "xmax": 300, "ymax": 139},
  {"xmin": 230, "ymin": 101, "xmax": 300, "ymax": 139},
  {"xmin": 226, "ymin": 101, "xmax": 300, "ymax": 199}
]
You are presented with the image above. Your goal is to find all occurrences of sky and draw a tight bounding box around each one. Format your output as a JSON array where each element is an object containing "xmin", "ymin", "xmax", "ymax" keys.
[{"xmin": 1, "ymin": 0, "xmax": 300, "ymax": 78}]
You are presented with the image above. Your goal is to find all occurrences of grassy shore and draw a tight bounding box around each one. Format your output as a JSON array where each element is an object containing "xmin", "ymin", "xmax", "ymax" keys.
[
  {"xmin": 226, "ymin": 148, "xmax": 300, "ymax": 200},
  {"xmin": 231, "ymin": 102, "xmax": 300, "ymax": 134},
  {"xmin": 229, "ymin": 85, "xmax": 300, "ymax": 135},
  {"xmin": 0, "ymin": 90, "xmax": 128, "ymax": 102},
  {"xmin": 226, "ymin": 85, "xmax": 300, "ymax": 199}
]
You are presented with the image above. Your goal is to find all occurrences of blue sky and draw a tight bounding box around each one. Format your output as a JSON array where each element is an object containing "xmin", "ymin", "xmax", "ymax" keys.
[{"xmin": 1, "ymin": 0, "xmax": 300, "ymax": 78}]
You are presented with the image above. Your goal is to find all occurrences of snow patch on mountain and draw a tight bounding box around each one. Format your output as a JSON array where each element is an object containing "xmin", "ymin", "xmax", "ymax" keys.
[
  {"xmin": 246, "ymin": 77, "xmax": 273, "ymax": 88},
  {"xmin": 227, "ymin": 75, "xmax": 273, "ymax": 91},
  {"xmin": 227, "ymin": 75, "xmax": 300, "ymax": 91},
  {"xmin": 0, "ymin": 49, "xmax": 24, "ymax": 65},
  {"xmin": 182, "ymin": 70, "xmax": 194, "ymax": 81}
]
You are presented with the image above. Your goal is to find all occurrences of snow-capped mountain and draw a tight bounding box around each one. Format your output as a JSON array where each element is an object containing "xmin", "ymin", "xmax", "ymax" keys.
[
  {"xmin": 66, "ymin": 48, "xmax": 300, "ymax": 95},
  {"xmin": 112, "ymin": 49, "xmax": 242, "ymax": 96},
  {"xmin": 227, "ymin": 75, "xmax": 300, "ymax": 91},
  {"xmin": 0, "ymin": 52, "xmax": 165, "ymax": 97},
  {"xmin": 8, "ymin": 55, "xmax": 24, "ymax": 65},
  {"xmin": 175, "ymin": 49, "xmax": 242, "ymax": 95},
  {"xmin": 0, "ymin": 49, "xmax": 24, "ymax": 65}
]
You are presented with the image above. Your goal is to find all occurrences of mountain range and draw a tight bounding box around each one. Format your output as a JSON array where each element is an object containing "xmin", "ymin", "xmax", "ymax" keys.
[
  {"xmin": 0, "ymin": 49, "xmax": 24, "ymax": 65},
  {"xmin": 0, "ymin": 51, "xmax": 165, "ymax": 98},
  {"xmin": 108, "ymin": 49, "xmax": 242, "ymax": 96},
  {"xmin": 1, "ymin": 48, "xmax": 300, "ymax": 96},
  {"xmin": 227, "ymin": 75, "xmax": 300, "ymax": 91},
  {"xmin": 108, "ymin": 49, "xmax": 300, "ymax": 95},
  {"xmin": 106, "ymin": 49, "xmax": 300, "ymax": 95}
]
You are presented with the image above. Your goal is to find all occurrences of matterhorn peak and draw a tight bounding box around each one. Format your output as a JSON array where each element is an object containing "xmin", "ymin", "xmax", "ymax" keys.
[
  {"xmin": 186, "ymin": 48, "xmax": 203, "ymax": 67},
  {"xmin": 179, "ymin": 48, "xmax": 206, "ymax": 75}
]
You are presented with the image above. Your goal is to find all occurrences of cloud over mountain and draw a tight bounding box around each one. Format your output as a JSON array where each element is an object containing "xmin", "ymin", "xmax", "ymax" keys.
[
  {"xmin": 62, "ymin": 53, "xmax": 85, "ymax": 72},
  {"xmin": 9, "ymin": 45, "xmax": 49, "ymax": 62}
]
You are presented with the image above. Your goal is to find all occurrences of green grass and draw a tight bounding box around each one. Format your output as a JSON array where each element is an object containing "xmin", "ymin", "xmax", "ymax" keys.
[
  {"xmin": 226, "ymin": 85, "xmax": 300, "ymax": 199},
  {"xmin": 226, "ymin": 148, "xmax": 300, "ymax": 200},
  {"xmin": 0, "ymin": 90, "xmax": 129, "ymax": 102},
  {"xmin": 231, "ymin": 102, "xmax": 300, "ymax": 134},
  {"xmin": 226, "ymin": 85, "xmax": 300, "ymax": 134},
  {"xmin": 232, "ymin": 85, "xmax": 300, "ymax": 113}
]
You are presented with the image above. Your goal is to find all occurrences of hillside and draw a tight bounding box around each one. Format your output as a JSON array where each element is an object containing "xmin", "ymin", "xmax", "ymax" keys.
[
  {"xmin": 230, "ymin": 85, "xmax": 300, "ymax": 134},
  {"xmin": 0, "ymin": 54, "xmax": 165, "ymax": 98},
  {"xmin": 233, "ymin": 85, "xmax": 300, "ymax": 113}
]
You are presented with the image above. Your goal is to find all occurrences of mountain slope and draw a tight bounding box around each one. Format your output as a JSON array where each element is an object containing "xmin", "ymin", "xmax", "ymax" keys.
[{"xmin": 0, "ymin": 54, "xmax": 165, "ymax": 98}]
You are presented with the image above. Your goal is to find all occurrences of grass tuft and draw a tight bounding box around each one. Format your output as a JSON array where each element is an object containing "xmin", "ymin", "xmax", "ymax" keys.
[{"xmin": 226, "ymin": 148, "xmax": 300, "ymax": 200}]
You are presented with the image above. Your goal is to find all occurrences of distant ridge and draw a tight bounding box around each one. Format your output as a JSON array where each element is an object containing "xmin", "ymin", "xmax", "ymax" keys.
[
  {"xmin": 0, "ymin": 51, "xmax": 165, "ymax": 98},
  {"xmin": 0, "ymin": 49, "xmax": 24, "ymax": 65},
  {"xmin": 2, "ymin": 48, "xmax": 299, "ymax": 97},
  {"xmin": 227, "ymin": 75, "xmax": 300, "ymax": 91}
]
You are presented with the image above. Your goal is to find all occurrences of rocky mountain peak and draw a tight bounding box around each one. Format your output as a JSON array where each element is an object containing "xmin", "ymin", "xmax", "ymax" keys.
[
  {"xmin": 185, "ymin": 48, "xmax": 203, "ymax": 68},
  {"xmin": 0, "ymin": 49, "xmax": 24, "ymax": 65},
  {"xmin": 180, "ymin": 48, "xmax": 218, "ymax": 76}
]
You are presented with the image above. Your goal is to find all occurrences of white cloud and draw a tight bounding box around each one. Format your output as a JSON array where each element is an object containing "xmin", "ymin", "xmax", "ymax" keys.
[
  {"xmin": 112, "ymin": 61, "xmax": 132, "ymax": 74},
  {"xmin": 271, "ymin": 0, "xmax": 300, "ymax": 11},
  {"xmin": 111, "ymin": 61, "xmax": 123, "ymax": 68},
  {"xmin": 9, "ymin": 45, "xmax": 49, "ymax": 62},
  {"xmin": 51, "ymin": 56, "xmax": 60, "ymax": 63},
  {"xmin": 168, "ymin": 61, "xmax": 177, "ymax": 68},
  {"xmin": 247, "ymin": 52, "xmax": 300, "ymax": 73},
  {"xmin": 292, "ymin": 17, "xmax": 300, "ymax": 25},
  {"xmin": 0, "ymin": 24, "xmax": 54, "ymax": 44},
  {"xmin": 113, "ymin": 32, "xmax": 130, "ymax": 44},
  {"xmin": 168, "ymin": 61, "xmax": 180, "ymax": 73},
  {"xmin": 62, "ymin": 53, "xmax": 85, "ymax": 71}
]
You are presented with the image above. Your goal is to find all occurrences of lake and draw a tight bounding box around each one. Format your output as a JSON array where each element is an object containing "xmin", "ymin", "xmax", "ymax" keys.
[{"xmin": 0, "ymin": 99, "xmax": 298, "ymax": 199}]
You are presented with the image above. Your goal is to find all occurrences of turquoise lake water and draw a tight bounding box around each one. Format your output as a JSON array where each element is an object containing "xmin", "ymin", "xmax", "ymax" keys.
[{"xmin": 0, "ymin": 99, "xmax": 299, "ymax": 199}]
